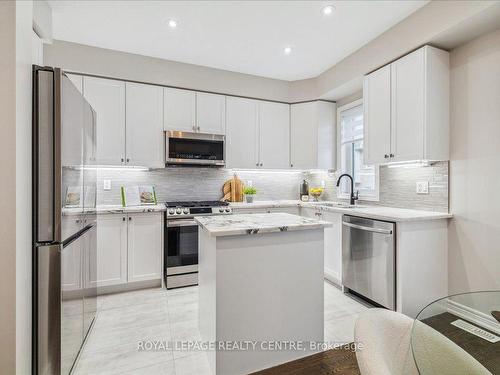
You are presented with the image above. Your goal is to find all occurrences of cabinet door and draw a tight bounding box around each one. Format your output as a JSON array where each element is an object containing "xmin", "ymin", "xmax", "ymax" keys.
[
  {"xmin": 66, "ymin": 74, "xmax": 83, "ymax": 94},
  {"xmin": 321, "ymin": 211, "xmax": 342, "ymax": 285},
  {"xmin": 391, "ymin": 48, "xmax": 425, "ymax": 161},
  {"xmin": 226, "ymin": 97, "xmax": 259, "ymax": 169},
  {"xmin": 290, "ymin": 102, "xmax": 318, "ymax": 169},
  {"xmin": 363, "ymin": 65, "xmax": 391, "ymax": 165},
  {"xmin": 163, "ymin": 88, "xmax": 196, "ymax": 132},
  {"xmin": 83, "ymin": 77, "xmax": 126, "ymax": 165},
  {"xmin": 32, "ymin": 30, "xmax": 44, "ymax": 65},
  {"xmin": 125, "ymin": 82, "xmax": 164, "ymax": 168},
  {"xmin": 259, "ymin": 101, "xmax": 290, "ymax": 169},
  {"xmin": 94, "ymin": 215, "xmax": 128, "ymax": 287},
  {"xmin": 127, "ymin": 213, "xmax": 162, "ymax": 282},
  {"xmin": 196, "ymin": 92, "xmax": 226, "ymax": 134}
]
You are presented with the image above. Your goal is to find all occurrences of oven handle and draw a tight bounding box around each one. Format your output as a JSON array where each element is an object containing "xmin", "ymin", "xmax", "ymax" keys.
[{"xmin": 168, "ymin": 219, "xmax": 198, "ymax": 227}]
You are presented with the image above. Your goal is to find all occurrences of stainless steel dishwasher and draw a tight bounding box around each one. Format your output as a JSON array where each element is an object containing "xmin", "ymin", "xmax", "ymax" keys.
[{"xmin": 342, "ymin": 215, "xmax": 396, "ymax": 310}]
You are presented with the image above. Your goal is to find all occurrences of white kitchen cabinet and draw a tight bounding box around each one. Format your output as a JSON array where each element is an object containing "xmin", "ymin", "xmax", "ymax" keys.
[
  {"xmin": 364, "ymin": 45, "xmax": 449, "ymax": 164},
  {"xmin": 127, "ymin": 213, "xmax": 163, "ymax": 282},
  {"xmin": 321, "ymin": 211, "xmax": 342, "ymax": 285},
  {"xmin": 94, "ymin": 214, "xmax": 128, "ymax": 287},
  {"xmin": 258, "ymin": 101, "xmax": 290, "ymax": 169},
  {"xmin": 163, "ymin": 87, "xmax": 196, "ymax": 132},
  {"xmin": 196, "ymin": 92, "xmax": 226, "ymax": 134},
  {"xmin": 363, "ymin": 65, "xmax": 391, "ymax": 165},
  {"xmin": 226, "ymin": 97, "xmax": 259, "ymax": 169},
  {"xmin": 290, "ymin": 101, "xmax": 336, "ymax": 170},
  {"xmin": 66, "ymin": 74, "xmax": 83, "ymax": 94},
  {"xmin": 125, "ymin": 83, "xmax": 164, "ymax": 168},
  {"xmin": 83, "ymin": 77, "xmax": 126, "ymax": 165},
  {"xmin": 32, "ymin": 30, "xmax": 44, "ymax": 65}
]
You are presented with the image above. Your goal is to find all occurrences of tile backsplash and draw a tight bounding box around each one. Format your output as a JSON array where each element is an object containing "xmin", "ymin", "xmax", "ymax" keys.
[{"xmin": 83, "ymin": 161, "xmax": 448, "ymax": 212}]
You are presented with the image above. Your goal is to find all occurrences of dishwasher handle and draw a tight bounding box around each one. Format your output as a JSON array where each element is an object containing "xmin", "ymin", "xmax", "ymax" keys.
[{"xmin": 343, "ymin": 221, "xmax": 393, "ymax": 235}]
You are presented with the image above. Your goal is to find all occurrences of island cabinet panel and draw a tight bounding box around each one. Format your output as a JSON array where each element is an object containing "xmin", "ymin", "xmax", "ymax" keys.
[
  {"xmin": 125, "ymin": 82, "xmax": 164, "ymax": 168},
  {"xmin": 163, "ymin": 87, "xmax": 196, "ymax": 132},
  {"xmin": 290, "ymin": 101, "xmax": 336, "ymax": 170},
  {"xmin": 226, "ymin": 97, "xmax": 259, "ymax": 169},
  {"xmin": 94, "ymin": 214, "xmax": 128, "ymax": 287},
  {"xmin": 321, "ymin": 211, "xmax": 343, "ymax": 285},
  {"xmin": 364, "ymin": 45, "xmax": 449, "ymax": 164},
  {"xmin": 127, "ymin": 213, "xmax": 163, "ymax": 282},
  {"xmin": 83, "ymin": 76, "xmax": 126, "ymax": 165},
  {"xmin": 196, "ymin": 92, "xmax": 226, "ymax": 134}
]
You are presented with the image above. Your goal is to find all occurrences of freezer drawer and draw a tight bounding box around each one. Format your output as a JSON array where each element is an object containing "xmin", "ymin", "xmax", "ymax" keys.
[{"xmin": 342, "ymin": 215, "xmax": 395, "ymax": 310}]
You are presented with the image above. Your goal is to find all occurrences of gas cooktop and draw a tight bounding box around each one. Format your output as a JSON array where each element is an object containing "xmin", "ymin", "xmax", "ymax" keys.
[{"xmin": 165, "ymin": 200, "xmax": 231, "ymax": 218}]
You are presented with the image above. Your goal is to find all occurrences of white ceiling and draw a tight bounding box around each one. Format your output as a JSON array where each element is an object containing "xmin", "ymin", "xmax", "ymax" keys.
[{"xmin": 49, "ymin": 0, "xmax": 428, "ymax": 81}]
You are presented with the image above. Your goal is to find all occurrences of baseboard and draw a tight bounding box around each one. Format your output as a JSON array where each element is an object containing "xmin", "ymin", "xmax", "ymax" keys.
[
  {"xmin": 447, "ymin": 299, "xmax": 500, "ymax": 335},
  {"xmin": 324, "ymin": 268, "xmax": 341, "ymax": 287},
  {"xmin": 97, "ymin": 279, "xmax": 162, "ymax": 296}
]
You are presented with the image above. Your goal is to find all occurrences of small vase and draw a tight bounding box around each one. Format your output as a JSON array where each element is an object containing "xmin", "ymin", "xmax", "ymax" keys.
[{"xmin": 245, "ymin": 195, "xmax": 254, "ymax": 203}]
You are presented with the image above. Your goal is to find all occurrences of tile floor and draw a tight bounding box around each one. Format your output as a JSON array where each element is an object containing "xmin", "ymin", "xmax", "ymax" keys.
[{"xmin": 73, "ymin": 281, "xmax": 369, "ymax": 375}]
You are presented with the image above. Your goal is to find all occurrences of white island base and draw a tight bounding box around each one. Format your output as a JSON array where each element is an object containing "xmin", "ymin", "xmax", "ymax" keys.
[{"xmin": 197, "ymin": 214, "xmax": 327, "ymax": 375}]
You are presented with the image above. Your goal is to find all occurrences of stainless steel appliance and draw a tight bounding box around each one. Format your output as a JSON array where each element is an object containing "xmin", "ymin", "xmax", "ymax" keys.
[
  {"xmin": 164, "ymin": 201, "xmax": 232, "ymax": 289},
  {"xmin": 33, "ymin": 66, "xmax": 98, "ymax": 375},
  {"xmin": 165, "ymin": 131, "xmax": 225, "ymax": 167},
  {"xmin": 342, "ymin": 215, "xmax": 395, "ymax": 310}
]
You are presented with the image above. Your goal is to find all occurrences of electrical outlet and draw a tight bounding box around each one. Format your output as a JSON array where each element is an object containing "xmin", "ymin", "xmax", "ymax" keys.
[
  {"xmin": 416, "ymin": 181, "xmax": 429, "ymax": 194},
  {"xmin": 103, "ymin": 179, "xmax": 112, "ymax": 191}
]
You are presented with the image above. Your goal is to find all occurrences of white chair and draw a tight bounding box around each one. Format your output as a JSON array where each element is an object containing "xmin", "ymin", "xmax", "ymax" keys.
[{"xmin": 354, "ymin": 308, "xmax": 492, "ymax": 375}]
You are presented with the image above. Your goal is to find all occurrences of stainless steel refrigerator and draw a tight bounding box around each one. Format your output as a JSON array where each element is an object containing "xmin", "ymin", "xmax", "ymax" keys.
[{"xmin": 33, "ymin": 66, "xmax": 98, "ymax": 375}]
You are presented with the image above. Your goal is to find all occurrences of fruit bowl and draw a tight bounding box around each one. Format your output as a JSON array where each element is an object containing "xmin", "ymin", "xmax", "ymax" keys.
[{"xmin": 309, "ymin": 187, "xmax": 324, "ymax": 201}]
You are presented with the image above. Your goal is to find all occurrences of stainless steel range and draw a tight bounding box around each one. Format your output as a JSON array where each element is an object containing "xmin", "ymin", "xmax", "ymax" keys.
[{"xmin": 164, "ymin": 201, "xmax": 232, "ymax": 289}]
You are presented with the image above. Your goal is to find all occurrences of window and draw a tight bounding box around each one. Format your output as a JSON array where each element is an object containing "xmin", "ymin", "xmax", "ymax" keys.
[{"xmin": 337, "ymin": 100, "xmax": 378, "ymax": 200}]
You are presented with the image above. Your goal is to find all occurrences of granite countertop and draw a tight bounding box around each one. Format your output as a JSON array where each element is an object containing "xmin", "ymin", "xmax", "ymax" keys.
[
  {"xmin": 62, "ymin": 204, "xmax": 166, "ymax": 215},
  {"xmin": 231, "ymin": 200, "xmax": 452, "ymax": 222},
  {"xmin": 195, "ymin": 212, "xmax": 332, "ymax": 237}
]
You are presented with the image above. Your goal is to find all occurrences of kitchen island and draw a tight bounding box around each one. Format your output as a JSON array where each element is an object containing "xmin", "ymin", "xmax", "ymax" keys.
[{"xmin": 195, "ymin": 213, "xmax": 331, "ymax": 375}]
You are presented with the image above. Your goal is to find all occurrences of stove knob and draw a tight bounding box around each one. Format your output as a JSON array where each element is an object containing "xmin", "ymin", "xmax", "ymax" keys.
[
  {"xmin": 176, "ymin": 208, "xmax": 182, "ymax": 214},
  {"xmin": 219, "ymin": 208, "xmax": 224, "ymax": 213},
  {"xmin": 225, "ymin": 208, "xmax": 231, "ymax": 213},
  {"xmin": 168, "ymin": 209, "xmax": 175, "ymax": 215},
  {"xmin": 183, "ymin": 208, "xmax": 189, "ymax": 214}
]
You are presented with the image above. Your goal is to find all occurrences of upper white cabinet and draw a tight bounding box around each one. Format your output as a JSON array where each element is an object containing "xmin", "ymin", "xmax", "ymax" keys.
[
  {"xmin": 66, "ymin": 73, "xmax": 83, "ymax": 94},
  {"xmin": 259, "ymin": 101, "xmax": 290, "ymax": 169},
  {"xmin": 363, "ymin": 45, "xmax": 449, "ymax": 164},
  {"xmin": 363, "ymin": 65, "xmax": 392, "ymax": 165},
  {"xmin": 226, "ymin": 97, "xmax": 290, "ymax": 169},
  {"xmin": 290, "ymin": 101, "xmax": 336, "ymax": 170},
  {"xmin": 226, "ymin": 97, "xmax": 259, "ymax": 168},
  {"xmin": 127, "ymin": 213, "xmax": 163, "ymax": 282},
  {"xmin": 125, "ymin": 82, "xmax": 164, "ymax": 168},
  {"xmin": 196, "ymin": 92, "xmax": 226, "ymax": 134},
  {"xmin": 163, "ymin": 88, "xmax": 196, "ymax": 132},
  {"xmin": 83, "ymin": 77, "xmax": 126, "ymax": 165}
]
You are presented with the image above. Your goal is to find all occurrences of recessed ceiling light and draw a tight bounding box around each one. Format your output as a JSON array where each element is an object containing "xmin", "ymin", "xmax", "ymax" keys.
[
  {"xmin": 322, "ymin": 5, "xmax": 335, "ymax": 15},
  {"xmin": 284, "ymin": 47, "xmax": 292, "ymax": 55},
  {"xmin": 168, "ymin": 19, "xmax": 178, "ymax": 29}
]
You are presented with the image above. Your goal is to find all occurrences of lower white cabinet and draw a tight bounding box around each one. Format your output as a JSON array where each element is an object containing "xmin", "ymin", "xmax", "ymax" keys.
[
  {"xmin": 95, "ymin": 213, "xmax": 163, "ymax": 288},
  {"xmin": 95, "ymin": 215, "xmax": 128, "ymax": 287},
  {"xmin": 127, "ymin": 213, "xmax": 163, "ymax": 282}
]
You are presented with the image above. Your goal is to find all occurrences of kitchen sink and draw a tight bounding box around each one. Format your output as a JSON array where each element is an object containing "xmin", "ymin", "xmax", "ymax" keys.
[{"xmin": 309, "ymin": 202, "xmax": 367, "ymax": 209}]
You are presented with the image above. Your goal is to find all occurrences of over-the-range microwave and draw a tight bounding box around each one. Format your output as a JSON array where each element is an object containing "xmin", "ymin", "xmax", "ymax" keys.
[{"xmin": 165, "ymin": 131, "xmax": 225, "ymax": 167}]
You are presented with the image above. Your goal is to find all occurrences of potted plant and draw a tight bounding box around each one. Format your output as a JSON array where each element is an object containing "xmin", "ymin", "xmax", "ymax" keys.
[{"xmin": 243, "ymin": 186, "xmax": 257, "ymax": 203}]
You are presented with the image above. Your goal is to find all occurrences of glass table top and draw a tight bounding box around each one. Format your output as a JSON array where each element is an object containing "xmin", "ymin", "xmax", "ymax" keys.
[{"xmin": 411, "ymin": 291, "xmax": 500, "ymax": 375}]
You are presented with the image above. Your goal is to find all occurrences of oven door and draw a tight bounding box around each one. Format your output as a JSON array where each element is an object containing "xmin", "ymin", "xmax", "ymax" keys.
[
  {"xmin": 166, "ymin": 219, "xmax": 198, "ymax": 274},
  {"xmin": 165, "ymin": 131, "xmax": 225, "ymax": 166}
]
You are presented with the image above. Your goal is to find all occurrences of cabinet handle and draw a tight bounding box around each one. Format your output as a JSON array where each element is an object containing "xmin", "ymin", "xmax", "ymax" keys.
[
  {"xmin": 129, "ymin": 217, "xmax": 132, "ymax": 221},
  {"xmin": 290, "ymin": 163, "xmax": 293, "ymax": 168},
  {"xmin": 390, "ymin": 153, "xmax": 394, "ymax": 158},
  {"xmin": 384, "ymin": 154, "xmax": 389, "ymax": 159},
  {"xmin": 126, "ymin": 158, "xmax": 130, "ymax": 163},
  {"xmin": 121, "ymin": 158, "xmax": 124, "ymax": 163},
  {"xmin": 197, "ymin": 126, "xmax": 201, "ymax": 131},
  {"xmin": 260, "ymin": 163, "xmax": 263, "ymax": 167},
  {"xmin": 122, "ymin": 217, "xmax": 126, "ymax": 221},
  {"xmin": 256, "ymin": 163, "xmax": 259, "ymax": 166}
]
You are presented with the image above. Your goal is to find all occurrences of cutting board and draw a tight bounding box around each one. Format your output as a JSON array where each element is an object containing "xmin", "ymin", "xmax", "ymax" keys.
[{"xmin": 222, "ymin": 174, "xmax": 244, "ymax": 202}]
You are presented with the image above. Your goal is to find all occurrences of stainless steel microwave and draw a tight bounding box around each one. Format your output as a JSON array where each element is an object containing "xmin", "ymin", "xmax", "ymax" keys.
[{"xmin": 165, "ymin": 131, "xmax": 225, "ymax": 167}]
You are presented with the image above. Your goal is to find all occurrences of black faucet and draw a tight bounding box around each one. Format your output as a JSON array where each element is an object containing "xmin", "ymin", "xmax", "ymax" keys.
[{"xmin": 336, "ymin": 174, "xmax": 359, "ymax": 205}]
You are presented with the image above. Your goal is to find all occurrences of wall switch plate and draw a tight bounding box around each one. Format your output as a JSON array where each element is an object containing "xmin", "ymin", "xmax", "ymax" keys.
[
  {"xmin": 103, "ymin": 180, "xmax": 112, "ymax": 191},
  {"xmin": 416, "ymin": 181, "xmax": 429, "ymax": 194}
]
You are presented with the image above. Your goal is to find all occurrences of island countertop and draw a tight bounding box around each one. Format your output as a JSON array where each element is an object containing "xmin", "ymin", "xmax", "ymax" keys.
[{"xmin": 194, "ymin": 212, "xmax": 331, "ymax": 237}]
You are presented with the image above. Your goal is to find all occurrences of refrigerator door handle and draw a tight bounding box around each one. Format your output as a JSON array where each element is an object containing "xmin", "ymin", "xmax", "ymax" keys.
[{"xmin": 36, "ymin": 243, "xmax": 61, "ymax": 375}]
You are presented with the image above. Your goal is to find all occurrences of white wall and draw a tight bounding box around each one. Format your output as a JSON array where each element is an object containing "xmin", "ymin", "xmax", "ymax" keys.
[
  {"xmin": 16, "ymin": 1, "xmax": 34, "ymax": 374},
  {"xmin": 448, "ymin": 27, "xmax": 500, "ymax": 293},
  {"xmin": 44, "ymin": 40, "xmax": 292, "ymax": 102}
]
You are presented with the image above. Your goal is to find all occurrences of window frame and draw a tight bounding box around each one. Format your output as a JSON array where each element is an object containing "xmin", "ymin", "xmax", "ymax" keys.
[{"xmin": 336, "ymin": 99, "xmax": 379, "ymax": 202}]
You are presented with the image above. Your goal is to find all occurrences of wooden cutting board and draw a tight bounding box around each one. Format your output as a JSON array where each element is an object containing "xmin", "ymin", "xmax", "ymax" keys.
[{"xmin": 222, "ymin": 174, "xmax": 244, "ymax": 202}]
